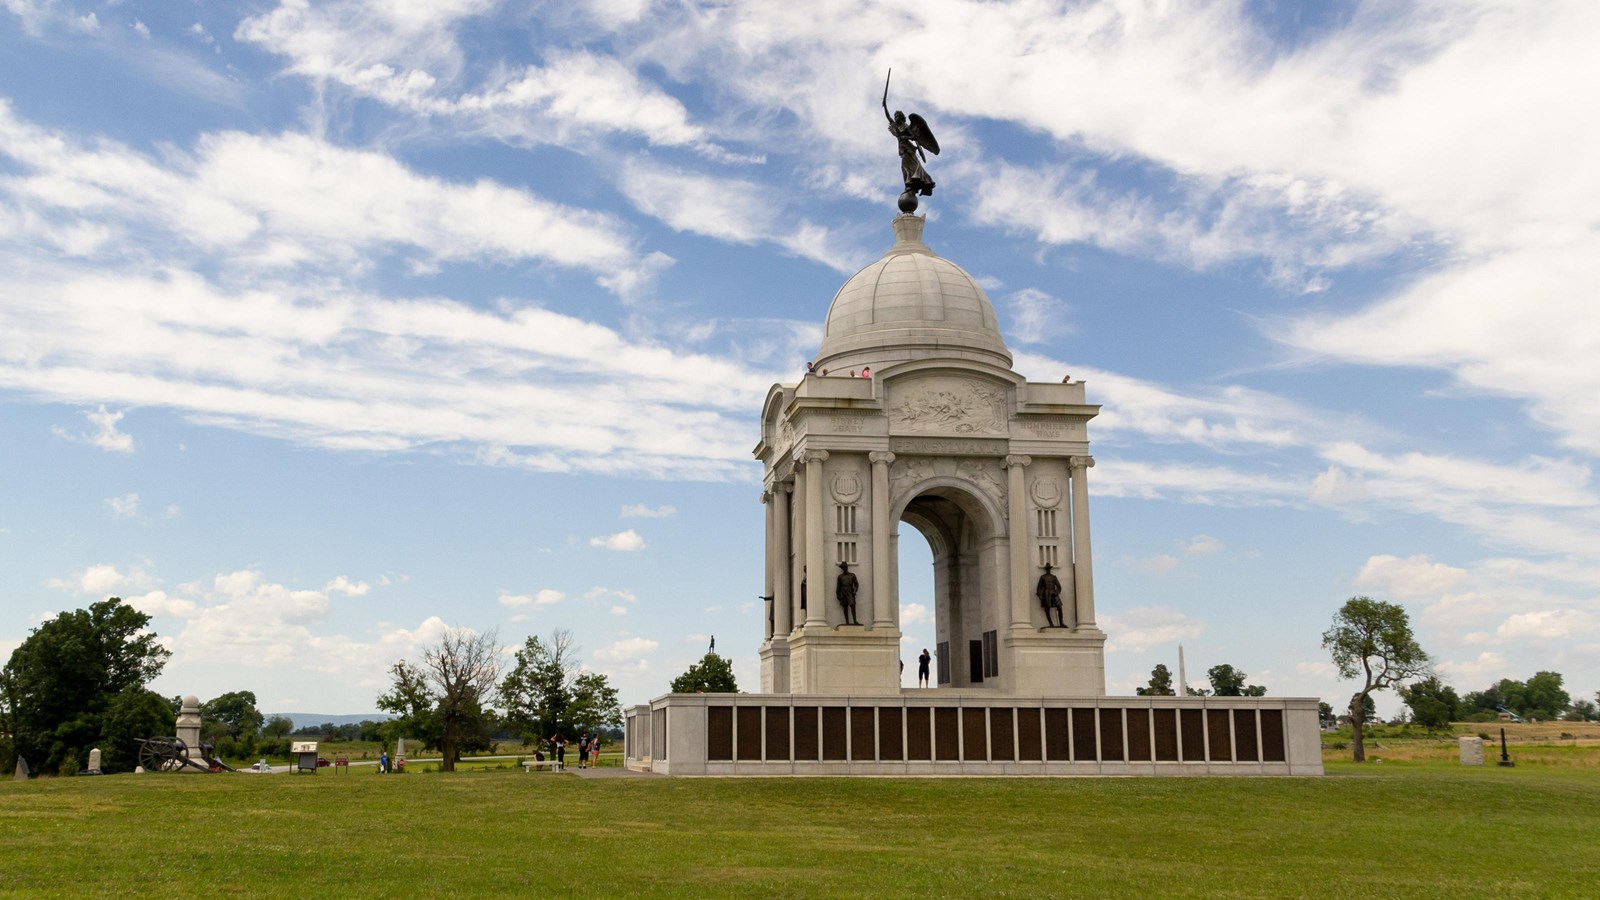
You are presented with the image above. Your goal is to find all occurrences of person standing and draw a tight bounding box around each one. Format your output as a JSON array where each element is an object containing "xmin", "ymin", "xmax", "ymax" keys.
[
  {"xmin": 590, "ymin": 735, "xmax": 601, "ymax": 768},
  {"xmin": 918, "ymin": 648, "xmax": 932, "ymax": 688},
  {"xmin": 553, "ymin": 735, "xmax": 567, "ymax": 771},
  {"xmin": 379, "ymin": 749, "xmax": 389, "ymax": 774}
]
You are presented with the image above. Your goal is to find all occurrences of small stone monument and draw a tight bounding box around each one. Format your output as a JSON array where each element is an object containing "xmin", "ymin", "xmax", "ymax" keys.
[
  {"xmin": 1458, "ymin": 735, "xmax": 1484, "ymax": 766},
  {"xmin": 13, "ymin": 756, "xmax": 28, "ymax": 781},
  {"xmin": 87, "ymin": 747, "xmax": 103, "ymax": 775},
  {"xmin": 176, "ymin": 695, "xmax": 202, "ymax": 752}
]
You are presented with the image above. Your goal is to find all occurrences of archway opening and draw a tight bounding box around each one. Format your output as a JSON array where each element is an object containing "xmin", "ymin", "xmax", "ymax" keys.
[{"xmin": 895, "ymin": 484, "xmax": 1000, "ymax": 690}]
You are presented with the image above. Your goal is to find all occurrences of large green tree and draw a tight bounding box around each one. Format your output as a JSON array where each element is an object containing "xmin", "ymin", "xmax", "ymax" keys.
[
  {"xmin": 1, "ymin": 598, "xmax": 170, "ymax": 775},
  {"xmin": 99, "ymin": 687, "xmax": 177, "ymax": 773},
  {"xmin": 1135, "ymin": 663, "xmax": 1175, "ymax": 696},
  {"xmin": 1399, "ymin": 676, "xmax": 1460, "ymax": 732},
  {"xmin": 499, "ymin": 630, "xmax": 622, "ymax": 745},
  {"xmin": 201, "ymin": 690, "xmax": 265, "ymax": 749},
  {"xmin": 376, "ymin": 627, "xmax": 500, "ymax": 772},
  {"xmin": 670, "ymin": 652, "xmax": 738, "ymax": 694},
  {"xmin": 1322, "ymin": 596, "xmax": 1431, "ymax": 762},
  {"xmin": 1207, "ymin": 664, "xmax": 1266, "ymax": 697}
]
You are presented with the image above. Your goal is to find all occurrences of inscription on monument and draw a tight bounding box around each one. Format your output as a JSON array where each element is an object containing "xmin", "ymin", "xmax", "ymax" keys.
[
  {"xmin": 830, "ymin": 416, "xmax": 866, "ymax": 433},
  {"xmin": 889, "ymin": 437, "xmax": 1008, "ymax": 456}
]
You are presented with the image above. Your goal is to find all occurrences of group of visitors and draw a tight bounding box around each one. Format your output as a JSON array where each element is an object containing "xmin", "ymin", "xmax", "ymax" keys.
[
  {"xmin": 804, "ymin": 362, "xmax": 872, "ymax": 378},
  {"xmin": 540, "ymin": 732, "xmax": 603, "ymax": 770}
]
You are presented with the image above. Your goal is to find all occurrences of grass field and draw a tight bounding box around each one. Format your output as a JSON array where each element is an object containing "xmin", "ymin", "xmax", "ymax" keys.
[{"xmin": 4, "ymin": 753, "xmax": 1599, "ymax": 897}]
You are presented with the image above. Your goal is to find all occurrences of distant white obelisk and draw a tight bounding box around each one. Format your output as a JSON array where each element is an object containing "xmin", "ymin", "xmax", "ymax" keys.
[{"xmin": 1177, "ymin": 645, "xmax": 1188, "ymax": 697}]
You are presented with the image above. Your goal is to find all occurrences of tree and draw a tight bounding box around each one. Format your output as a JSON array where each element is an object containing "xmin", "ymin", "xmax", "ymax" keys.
[
  {"xmin": 376, "ymin": 627, "xmax": 500, "ymax": 772},
  {"xmin": 1399, "ymin": 676, "xmax": 1460, "ymax": 732},
  {"xmin": 1135, "ymin": 664, "xmax": 1174, "ymax": 696},
  {"xmin": 1521, "ymin": 671, "xmax": 1569, "ymax": 720},
  {"xmin": 1322, "ymin": 596, "xmax": 1431, "ymax": 762},
  {"xmin": 671, "ymin": 652, "xmax": 739, "ymax": 693},
  {"xmin": 1318, "ymin": 701, "xmax": 1334, "ymax": 725},
  {"xmin": 499, "ymin": 630, "xmax": 622, "ymax": 745},
  {"xmin": 1207, "ymin": 664, "xmax": 1266, "ymax": 697},
  {"xmin": 99, "ymin": 687, "xmax": 176, "ymax": 773},
  {"xmin": 1, "ymin": 598, "xmax": 171, "ymax": 775},
  {"xmin": 201, "ymin": 690, "xmax": 264, "ymax": 750},
  {"xmin": 1564, "ymin": 698, "xmax": 1598, "ymax": 722},
  {"xmin": 262, "ymin": 715, "xmax": 294, "ymax": 738}
]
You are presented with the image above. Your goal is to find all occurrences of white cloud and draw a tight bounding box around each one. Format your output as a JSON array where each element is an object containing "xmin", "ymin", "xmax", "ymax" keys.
[
  {"xmin": 46, "ymin": 562, "xmax": 152, "ymax": 597},
  {"xmin": 131, "ymin": 19, "xmax": 149, "ymax": 38},
  {"xmin": 52, "ymin": 405, "xmax": 134, "ymax": 452},
  {"xmin": 1102, "ymin": 606, "xmax": 1206, "ymax": 654},
  {"xmin": 1437, "ymin": 651, "xmax": 1509, "ymax": 685},
  {"xmin": 124, "ymin": 589, "xmax": 196, "ymax": 619},
  {"xmin": 1356, "ymin": 555, "xmax": 1469, "ymax": 601},
  {"xmin": 1182, "ymin": 535, "xmax": 1223, "ymax": 556},
  {"xmin": 164, "ymin": 504, "xmax": 181, "ymax": 519},
  {"xmin": 590, "ymin": 529, "xmax": 645, "ymax": 551},
  {"xmin": 325, "ymin": 575, "xmax": 371, "ymax": 597},
  {"xmin": 1495, "ymin": 609, "xmax": 1597, "ymax": 641},
  {"xmin": 1002, "ymin": 288, "xmax": 1071, "ymax": 345},
  {"xmin": 610, "ymin": 605, "xmax": 628, "ymax": 617},
  {"xmin": 621, "ymin": 504, "xmax": 676, "ymax": 518},
  {"xmin": 499, "ymin": 589, "xmax": 565, "ymax": 608},
  {"xmin": 594, "ymin": 636, "xmax": 657, "ymax": 664},
  {"xmin": 584, "ymin": 587, "xmax": 637, "ymax": 604},
  {"xmin": 901, "ymin": 603, "xmax": 931, "ymax": 626},
  {"xmin": 105, "ymin": 492, "xmax": 140, "ymax": 518}
]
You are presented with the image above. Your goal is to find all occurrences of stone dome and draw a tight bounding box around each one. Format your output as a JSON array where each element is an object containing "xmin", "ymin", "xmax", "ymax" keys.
[{"xmin": 814, "ymin": 215, "xmax": 1011, "ymax": 373}]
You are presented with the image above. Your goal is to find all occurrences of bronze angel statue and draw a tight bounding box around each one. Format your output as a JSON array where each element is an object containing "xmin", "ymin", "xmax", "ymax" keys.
[{"xmin": 883, "ymin": 70, "xmax": 939, "ymax": 213}]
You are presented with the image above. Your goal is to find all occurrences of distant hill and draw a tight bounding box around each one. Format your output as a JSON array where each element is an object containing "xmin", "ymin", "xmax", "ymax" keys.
[{"xmin": 269, "ymin": 713, "xmax": 392, "ymax": 730}]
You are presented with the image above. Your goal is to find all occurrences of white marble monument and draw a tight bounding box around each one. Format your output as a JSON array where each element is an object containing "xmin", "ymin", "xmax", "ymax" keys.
[
  {"xmin": 756, "ymin": 214, "xmax": 1105, "ymax": 697},
  {"xmin": 625, "ymin": 214, "xmax": 1323, "ymax": 777}
]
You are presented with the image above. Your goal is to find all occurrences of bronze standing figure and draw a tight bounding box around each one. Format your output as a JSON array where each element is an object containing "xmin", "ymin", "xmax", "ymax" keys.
[
  {"xmin": 836, "ymin": 561, "xmax": 860, "ymax": 625},
  {"xmin": 883, "ymin": 69, "xmax": 939, "ymax": 213},
  {"xmin": 1036, "ymin": 563, "xmax": 1067, "ymax": 628}
]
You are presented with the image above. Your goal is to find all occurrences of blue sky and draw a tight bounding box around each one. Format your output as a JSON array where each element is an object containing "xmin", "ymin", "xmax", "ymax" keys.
[{"xmin": 2, "ymin": 0, "xmax": 1597, "ymax": 718}]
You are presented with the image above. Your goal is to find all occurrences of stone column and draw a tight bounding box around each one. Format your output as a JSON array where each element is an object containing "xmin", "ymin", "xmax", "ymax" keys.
[
  {"xmin": 761, "ymin": 490, "xmax": 775, "ymax": 641},
  {"xmin": 774, "ymin": 484, "xmax": 793, "ymax": 635},
  {"xmin": 1069, "ymin": 456, "xmax": 1096, "ymax": 628},
  {"xmin": 802, "ymin": 449, "xmax": 829, "ymax": 627},
  {"xmin": 869, "ymin": 451, "xmax": 895, "ymax": 629},
  {"xmin": 1005, "ymin": 455, "xmax": 1032, "ymax": 628},
  {"xmin": 176, "ymin": 695, "xmax": 202, "ymax": 752}
]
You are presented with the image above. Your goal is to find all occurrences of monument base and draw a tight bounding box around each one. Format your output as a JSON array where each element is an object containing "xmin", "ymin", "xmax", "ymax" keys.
[
  {"xmin": 1004, "ymin": 626, "xmax": 1107, "ymax": 695},
  {"xmin": 625, "ymin": 693, "xmax": 1324, "ymax": 777},
  {"xmin": 787, "ymin": 623, "xmax": 901, "ymax": 694}
]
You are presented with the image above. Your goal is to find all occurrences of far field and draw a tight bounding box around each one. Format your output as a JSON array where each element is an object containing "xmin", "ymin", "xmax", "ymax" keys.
[{"xmin": 3, "ymin": 734, "xmax": 1599, "ymax": 897}]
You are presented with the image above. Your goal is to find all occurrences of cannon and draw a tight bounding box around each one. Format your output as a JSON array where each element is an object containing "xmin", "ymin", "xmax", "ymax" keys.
[{"xmin": 135, "ymin": 737, "xmax": 238, "ymax": 773}]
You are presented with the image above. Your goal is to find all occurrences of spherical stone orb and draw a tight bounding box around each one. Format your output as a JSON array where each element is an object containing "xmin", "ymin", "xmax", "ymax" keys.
[
  {"xmin": 897, "ymin": 190, "xmax": 919, "ymax": 214},
  {"xmin": 182, "ymin": 695, "xmax": 200, "ymax": 711}
]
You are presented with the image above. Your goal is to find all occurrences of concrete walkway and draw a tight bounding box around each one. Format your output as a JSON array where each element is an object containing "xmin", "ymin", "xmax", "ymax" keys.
[{"xmin": 571, "ymin": 764, "xmax": 660, "ymax": 779}]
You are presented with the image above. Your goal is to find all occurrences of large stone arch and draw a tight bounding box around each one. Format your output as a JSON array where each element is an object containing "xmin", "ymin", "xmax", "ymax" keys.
[{"xmin": 893, "ymin": 479, "xmax": 1009, "ymax": 688}]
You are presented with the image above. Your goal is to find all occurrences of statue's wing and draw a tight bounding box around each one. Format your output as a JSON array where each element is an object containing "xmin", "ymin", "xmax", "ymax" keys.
[{"xmin": 908, "ymin": 113, "xmax": 939, "ymax": 155}]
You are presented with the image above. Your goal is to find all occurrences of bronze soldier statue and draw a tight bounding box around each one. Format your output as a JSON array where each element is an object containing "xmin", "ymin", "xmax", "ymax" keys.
[
  {"xmin": 836, "ymin": 561, "xmax": 860, "ymax": 625},
  {"xmin": 1036, "ymin": 563, "xmax": 1066, "ymax": 628}
]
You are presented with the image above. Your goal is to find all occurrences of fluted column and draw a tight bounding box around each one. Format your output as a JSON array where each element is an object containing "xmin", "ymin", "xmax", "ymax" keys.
[
  {"xmin": 1005, "ymin": 455, "xmax": 1032, "ymax": 629},
  {"xmin": 803, "ymin": 449, "xmax": 829, "ymax": 627},
  {"xmin": 773, "ymin": 484, "xmax": 793, "ymax": 636},
  {"xmin": 869, "ymin": 451, "xmax": 895, "ymax": 629},
  {"xmin": 1069, "ymin": 455, "xmax": 1096, "ymax": 629},
  {"xmin": 762, "ymin": 490, "xmax": 775, "ymax": 641}
]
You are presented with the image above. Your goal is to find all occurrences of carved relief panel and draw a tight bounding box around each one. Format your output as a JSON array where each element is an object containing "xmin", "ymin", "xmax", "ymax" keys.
[{"xmin": 889, "ymin": 376, "xmax": 1009, "ymax": 437}]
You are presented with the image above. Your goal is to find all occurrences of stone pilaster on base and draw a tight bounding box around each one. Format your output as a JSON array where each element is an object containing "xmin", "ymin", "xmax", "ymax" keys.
[
  {"xmin": 759, "ymin": 636, "xmax": 792, "ymax": 693},
  {"xmin": 1002, "ymin": 626, "xmax": 1106, "ymax": 696},
  {"xmin": 788, "ymin": 625, "xmax": 902, "ymax": 694}
]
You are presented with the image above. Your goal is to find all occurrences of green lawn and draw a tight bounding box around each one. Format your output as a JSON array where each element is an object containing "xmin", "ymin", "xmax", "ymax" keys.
[{"xmin": 3, "ymin": 760, "xmax": 1597, "ymax": 897}]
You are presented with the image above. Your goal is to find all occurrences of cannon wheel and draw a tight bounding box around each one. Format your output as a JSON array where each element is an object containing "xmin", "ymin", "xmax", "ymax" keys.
[{"xmin": 137, "ymin": 737, "xmax": 189, "ymax": 772}]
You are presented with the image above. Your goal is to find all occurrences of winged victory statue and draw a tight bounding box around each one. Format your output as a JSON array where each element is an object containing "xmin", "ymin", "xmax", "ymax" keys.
[{"xmin": 883, "ymin": 70, "xmax": 940, "ymax": 213}]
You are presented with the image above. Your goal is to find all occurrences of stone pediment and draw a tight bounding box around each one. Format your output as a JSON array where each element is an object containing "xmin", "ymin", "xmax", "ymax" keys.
[{"xmin": 888, "ymin": 375, "xmax": 1009, "ymax": 437}]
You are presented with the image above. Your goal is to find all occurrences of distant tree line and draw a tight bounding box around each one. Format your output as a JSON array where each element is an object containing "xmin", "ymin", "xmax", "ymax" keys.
[{"xmin": 1134, "ymin": 662, "xmax": 1266, "ymax": 697}]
